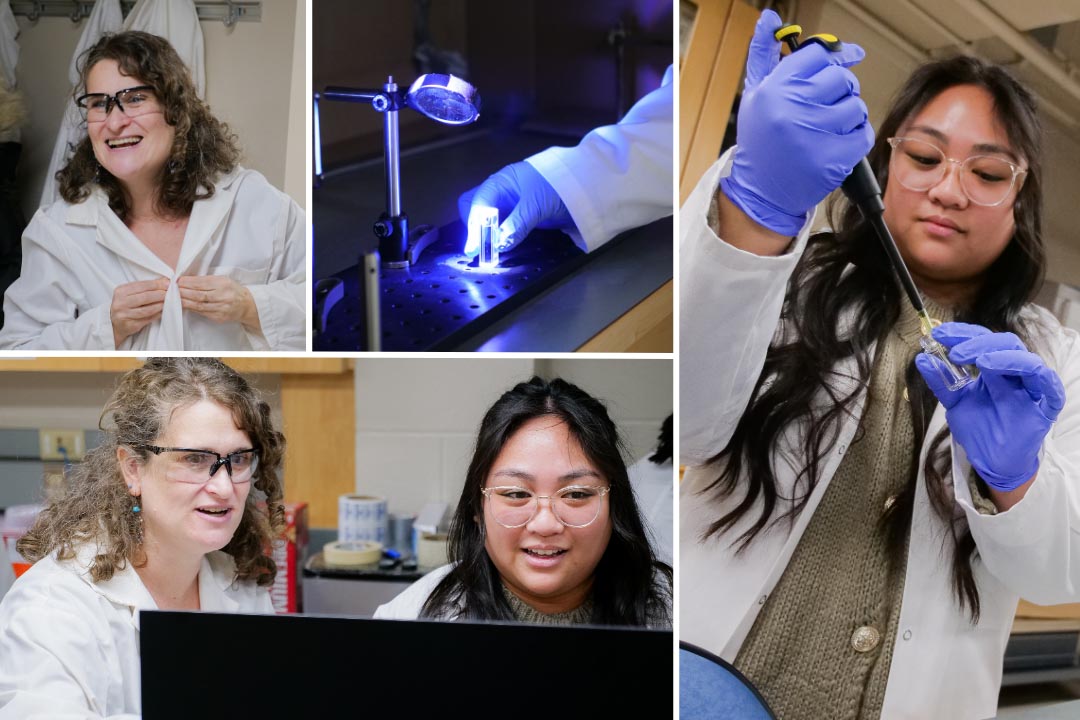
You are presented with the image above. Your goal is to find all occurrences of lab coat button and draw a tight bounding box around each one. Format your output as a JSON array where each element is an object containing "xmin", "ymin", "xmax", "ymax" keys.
[
  {"xmin": 758, "ymin": 595, "xmax": 768, "ymax": 606},
  {"xmin": 903, "ymin": 629, "xmax": 912, "ymax": 641},
  {"xmin": 838, "ymin": 443, "xmax": 847, "ymax": 455},
  {"xmin": 851, "ymin": 626, "xmax": 881, "ymax": 653}
]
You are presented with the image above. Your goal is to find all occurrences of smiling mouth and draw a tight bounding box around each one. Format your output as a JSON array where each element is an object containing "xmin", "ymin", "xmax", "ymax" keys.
[
  {"xmin": 196, "ymin": 508, "xmax": 230, "ymax": 517},
  {"xmin": 524, "ymin": 548, "xmax": 566, "ymax": 557},
  {"xmin": 105, "ymin": 136, "xmax": 142, "ymax": 149}
]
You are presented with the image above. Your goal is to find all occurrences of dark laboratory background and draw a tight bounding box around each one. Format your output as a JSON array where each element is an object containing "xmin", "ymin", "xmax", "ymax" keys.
[{"xmin": 312, "ymin": 0, "xmax": 673, "ymax": 352}]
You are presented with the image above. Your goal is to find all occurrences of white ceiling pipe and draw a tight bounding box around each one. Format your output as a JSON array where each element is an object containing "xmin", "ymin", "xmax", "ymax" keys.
[
  {"xmin": 952, "ymin": 0, "xmax": 1080, "ymax": 104},
  {"xmin": 832, "ymin": 0, "xmax": 1077, "ymax": 128}
]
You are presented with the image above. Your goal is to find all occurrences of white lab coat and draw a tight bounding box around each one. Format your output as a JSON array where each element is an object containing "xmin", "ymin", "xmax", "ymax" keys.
[
  {"xmin": 39, "ymin": 0, "xmax": 123, "ymax": 209},
  {"xmin": 123, "ymin": 0, "xmax": 204, "ymax": 97},
  {"xmin": 374, "ymin": 563, "xmax": 456, "ymax": 620},
  {"xmin": 0, "ymin": 167, "xmax": 306, "ymax": 350},
  {"xmin": 679, "ymin": 153, "xmax": 1080, "ymax": 719},
  {"xmin": 0, "ymin": 544, "xmax": 273, "ymax": 719},
  {"xmin": 525, "ymin": 66, "xmax": 673, "ymax": 253},
  {"xmin": 629, "ymin": 453, "xmax": 674, "ymax": 566}
]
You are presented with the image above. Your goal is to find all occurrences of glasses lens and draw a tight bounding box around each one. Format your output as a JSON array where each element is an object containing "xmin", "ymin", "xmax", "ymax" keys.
[
  {"xmin": 226, "ymin": 451, "xmax": 258, "ymax": 483},
  {"xmin": 80, "ymin": 94, "xmax": 111, "ymax": 122},
  {"xmin": 553, "ymin": 486, "xmax": 605, "ymax": 527},
  {"xmin": 891, "ymin": 138, "xmax": 946, "ymax": 192},
  {"xmin": 487, "ymin": 487, "xmax": 535, "ymax": 528},
  {"xmin": 166, "ymin": 450, "xmax": 218, "ymax": 484},
  {"xmin": 116, "ymin": 87, "xmax": 158, "ymax": 117},
  {"xmin": 961, "ymin": 155, "xmax": 1018, "ymax": 206}
]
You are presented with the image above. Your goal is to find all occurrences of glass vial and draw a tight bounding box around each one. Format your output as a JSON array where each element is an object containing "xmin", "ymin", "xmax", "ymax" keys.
[
  {"xmin": 477, "ymin": 207, "xmax": 500, "ymax": 268},
  {"xmin": 919, "ymin": 335, "xmax": 975, "ymax": 391}
]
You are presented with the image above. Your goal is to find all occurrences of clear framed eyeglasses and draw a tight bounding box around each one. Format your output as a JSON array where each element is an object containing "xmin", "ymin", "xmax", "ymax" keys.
[
  {"xmin": 137, "ymin": 445, "xmax": 259, "ymax": 485},
  {"xmin": 886, "ymin": 136, "xmax": 1027, "ymax": 207},
  {"xmin": 480, "ymin": 485, "xmax": 611, "ymax": 528},
  {"xmin": 76, "ymin": 85, "xmax": 161, "ymax": 123}
]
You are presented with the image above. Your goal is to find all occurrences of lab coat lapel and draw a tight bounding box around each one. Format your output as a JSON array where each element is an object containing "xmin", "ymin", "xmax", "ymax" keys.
[
  {"xmin": 173, "ymin": 168, "xmax": 241, "ymax": 275},
  {"xmin": 197, "ymin": 553, "xmax": 240, "ymax": 614},
  {"xmin": 72, "ymin": 192, "xmax": 173, "ymax": 277},
  {"xmin": 69, "ymin": 544, "xmax": 157, "ymax": 631}
]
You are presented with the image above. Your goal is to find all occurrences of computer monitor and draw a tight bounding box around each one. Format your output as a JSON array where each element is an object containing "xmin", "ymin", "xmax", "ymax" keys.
[{"xmin": 141, "ymin": 611, "xmax": 672, "ymax": 718}]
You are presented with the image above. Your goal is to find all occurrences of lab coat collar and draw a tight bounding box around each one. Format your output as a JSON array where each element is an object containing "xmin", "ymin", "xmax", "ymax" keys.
[
  {"xmin": 62, "ymin": 166, "xmax": 245, "ymax": 277},
  {"xmin": 65, "ymin": 544, "xmax": 240, "ymax": 629}
]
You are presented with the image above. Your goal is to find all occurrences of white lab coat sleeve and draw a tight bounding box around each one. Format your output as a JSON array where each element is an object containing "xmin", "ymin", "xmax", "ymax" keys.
[
  {"xmin": 678, "ymin": 149, "xmax": 814, "ymax": 466},
  {"xmin": 373, "ymin": 564, "xmax": 455, "ymax": 620},
  {"xmin": 0, "ymin": 584, "xmax": 137, "ymax": 720},
  {"xmin": 243, "ymin": 194, "xmax": 305, "ymax": 351},
  {"xmin": 0, "ymin": 211, "xmax": 115, "ymax": 350},
  {"xmin": 524, "ymin": 66, "xmax": 673, "ymax": 253},
  {"xmin": 952, "ymin": 320, "xmax": 1080, "ymax": 605}
]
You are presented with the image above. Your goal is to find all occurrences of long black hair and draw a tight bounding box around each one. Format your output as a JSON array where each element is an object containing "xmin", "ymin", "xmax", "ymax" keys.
[
  {"xmin": 421, "ymin": 376, "xmax": 672, "ymax": 625},
  {"xmin": 701, "ymin": 56, "xmax": 1046, "ymax": 621}
]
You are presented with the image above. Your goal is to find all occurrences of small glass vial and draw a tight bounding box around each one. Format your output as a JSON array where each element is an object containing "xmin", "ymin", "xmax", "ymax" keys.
[
  {"xmin": 919, "ymin": 335, "xmax": 975, "ymax": 391},
  {"xmin": 477, "ymin": 207, "xmax": 500, "ymax": 268}
]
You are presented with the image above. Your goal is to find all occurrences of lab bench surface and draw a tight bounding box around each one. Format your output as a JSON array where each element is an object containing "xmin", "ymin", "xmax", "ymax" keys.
[{"xmin": 314, "ymin": 129, "xmax": 673, "ymax": 351}]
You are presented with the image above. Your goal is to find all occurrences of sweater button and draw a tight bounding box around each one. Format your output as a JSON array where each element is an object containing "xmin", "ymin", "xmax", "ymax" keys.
[
  {"xmin": 884, "ymin": 495, "xmax": 898, "ymax": 512},
  {"xmin": 851, "ymin": 625, "xmax": 881, "ymax": 653}
]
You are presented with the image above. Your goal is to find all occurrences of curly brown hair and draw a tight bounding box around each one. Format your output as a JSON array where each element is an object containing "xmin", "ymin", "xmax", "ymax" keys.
[
  {"xmin": 17, "ymin": 358, "xmax": 286, "ymax": 587},
  {"xmin": 56, "ymin": 31, "xmax": 240, "ymax": 221}
]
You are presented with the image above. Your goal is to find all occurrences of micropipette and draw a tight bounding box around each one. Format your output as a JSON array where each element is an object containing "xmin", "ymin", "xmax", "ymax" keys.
[{"xmin": 774, "ymin": 23, "xmax": 974, "ymax": 390}]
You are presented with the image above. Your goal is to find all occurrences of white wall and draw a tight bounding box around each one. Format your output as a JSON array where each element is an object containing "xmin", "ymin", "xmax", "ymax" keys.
[
  {"xmin": 13, "ymin": 0, "xmax": 306, "ymax": 218},
  {"xmin": 354, "ymin": 358, "xmax": 673, "ymax": 518}
]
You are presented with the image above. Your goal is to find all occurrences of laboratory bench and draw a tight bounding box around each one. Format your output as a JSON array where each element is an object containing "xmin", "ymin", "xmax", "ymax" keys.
[
  {"xmin": 313, "ymin": 128, "xmax": 673, "ymax": 352},
  {"xmin": 1004, "ymin": 617, "xmax": 1080, "ymax": 687}
]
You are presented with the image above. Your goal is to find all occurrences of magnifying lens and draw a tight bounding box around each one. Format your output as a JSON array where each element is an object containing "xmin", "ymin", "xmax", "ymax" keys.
[{"xmin": 406, "ymin": 73, "xmax": 481, "ymax": 125}]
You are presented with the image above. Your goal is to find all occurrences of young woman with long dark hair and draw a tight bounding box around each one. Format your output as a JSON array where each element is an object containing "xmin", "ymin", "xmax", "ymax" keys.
[
  {"xmin": 680, "ymin": 10, "xmax": 1076, "ymax": 719},
  {"xmin": 377, "ymin": 376, "xmax": 672, "ymax": 627}
]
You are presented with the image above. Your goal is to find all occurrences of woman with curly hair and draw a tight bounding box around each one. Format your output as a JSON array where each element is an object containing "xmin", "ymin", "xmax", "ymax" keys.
[
  {"xmin": 0, "ymin": 31, "xmax": 304, "ymax": 350},
  {"xmin": 376, "ymin": 377, "xmax": 672, "ymax": 628},
  {"xmin": 0, "ymin": 358, "xmax": 286, "ymax": 716}
]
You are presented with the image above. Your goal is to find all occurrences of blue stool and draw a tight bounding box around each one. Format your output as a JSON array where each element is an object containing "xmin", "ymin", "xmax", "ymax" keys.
[{"xmin": 680, "ymin": 642, "xmax": 775, "ymax": 719}]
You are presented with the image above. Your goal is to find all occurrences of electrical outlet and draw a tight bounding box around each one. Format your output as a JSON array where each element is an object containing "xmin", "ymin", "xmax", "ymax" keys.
[{"xmin": 39, "ymin": 429, "xmax": 86, "ymax": 461}]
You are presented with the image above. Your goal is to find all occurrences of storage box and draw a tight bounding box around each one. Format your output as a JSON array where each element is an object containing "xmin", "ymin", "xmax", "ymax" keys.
[{"xmin": 268, "ymin": 502, "xmax": 309, "ymax": 614}]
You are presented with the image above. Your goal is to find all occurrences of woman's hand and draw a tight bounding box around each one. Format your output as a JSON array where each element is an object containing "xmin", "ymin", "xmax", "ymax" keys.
[
  {"xmin": 915, "ymin": 322, "xmax": 1066, "ymax": 495},
  {"xmin": 111, "ymin": 277, "xmax": 169, "ymax": 347},
  {"xmin": 719, "ymin": 9, "xmax": 873, "ymax": 239},
  {"xmin": 177, "ymin": 275, "xmax": 260, "ymax": 330}
]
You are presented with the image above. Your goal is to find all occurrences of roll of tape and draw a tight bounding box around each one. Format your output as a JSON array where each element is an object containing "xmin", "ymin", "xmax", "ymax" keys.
[
  {"xmin": 338, "ymin": 495, "xmax": 388, "ymax": 544},
  {"xmin": 417, "ymin": 532, "xmax": 449, "ymax": 569},
  {"xmin": 323, "ymin": 540, "xmax": 383, "ymax": 567}
]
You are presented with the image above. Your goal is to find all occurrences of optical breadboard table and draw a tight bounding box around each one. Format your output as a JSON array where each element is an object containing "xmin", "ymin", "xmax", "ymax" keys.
[{"xmin": 313, "ymin": 129, "xmax": 673, "ymax": 352}]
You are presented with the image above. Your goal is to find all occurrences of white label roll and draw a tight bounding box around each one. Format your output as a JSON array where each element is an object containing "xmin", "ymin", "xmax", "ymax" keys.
[{"xmin": 338, "ymin": 495, "xmax": 388, "ymax": 544}]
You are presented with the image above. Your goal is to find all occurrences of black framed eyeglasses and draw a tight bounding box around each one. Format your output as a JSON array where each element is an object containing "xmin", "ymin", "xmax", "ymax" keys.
[
  {"xmin": 76, "ymin": 85, "xmax": 160, "ymax": 123},
  {"xmin": 137, "ymin": 445, "xmax": 259, "ymax": 484}
]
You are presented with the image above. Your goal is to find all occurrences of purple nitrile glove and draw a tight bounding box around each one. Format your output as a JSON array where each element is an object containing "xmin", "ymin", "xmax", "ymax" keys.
[
  {"xmin": 915, "ymin": 322, "xmax": 1066, "ymax": 492},
  {"xmin": 458, "ymin": 161, "xmax": 574, "ymax": 257},
  {"xmin": 719, "ymin": 9, "xmax": 874, "ymax": 237}
]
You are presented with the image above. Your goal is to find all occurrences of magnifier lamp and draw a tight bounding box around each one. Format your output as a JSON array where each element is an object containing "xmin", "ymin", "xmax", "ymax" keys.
[{"xmin": 313, "ymin": 73, "xmax": 482, "ymax": 268}]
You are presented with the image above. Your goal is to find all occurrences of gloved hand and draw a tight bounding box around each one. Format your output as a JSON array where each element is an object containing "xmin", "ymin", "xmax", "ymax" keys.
[
  {"xmin": 719, "ymin": 9, "xmax": 874, "ymax": 237},
  {"xmin": 458, "ymin": 161, "xmax": 574, "ymax": 257},
  {"xmin": 915, "ymin": 322, "xmax": 1066, "ymax": 492}
]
